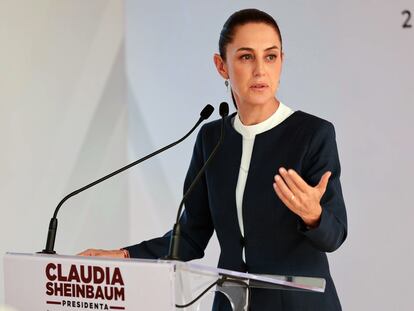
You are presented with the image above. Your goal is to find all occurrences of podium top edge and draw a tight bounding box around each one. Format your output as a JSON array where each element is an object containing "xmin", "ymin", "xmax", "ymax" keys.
[{"xmin": 4, "ymin": 252, "xmax": 172, "ymax": 265}]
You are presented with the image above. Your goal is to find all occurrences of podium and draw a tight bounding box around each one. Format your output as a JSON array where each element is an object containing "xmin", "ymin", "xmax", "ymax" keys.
[{"xmin": 3, "ymin": 253, "xmax": 325, "ymax": 310}]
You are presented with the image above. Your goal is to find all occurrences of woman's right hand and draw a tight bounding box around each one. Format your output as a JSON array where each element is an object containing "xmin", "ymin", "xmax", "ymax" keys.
[{"xmin": 77, "ymin": 249, "xmax": 129, "ymax": 258}]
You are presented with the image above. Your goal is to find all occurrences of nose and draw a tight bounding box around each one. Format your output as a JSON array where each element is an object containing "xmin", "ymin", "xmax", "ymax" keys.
[{"xmin": 253, "ymin": 58, "xmax": 265, "ymax": 77}]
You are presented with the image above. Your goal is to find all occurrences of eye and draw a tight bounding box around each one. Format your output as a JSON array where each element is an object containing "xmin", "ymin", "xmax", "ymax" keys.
[
  {"xmin": 266, "ymin": 54, "xmax": 278, "ymax": 61},
  {"xmin": 240, "ymin": 54, "xmax": 253, "ymax": 60}
]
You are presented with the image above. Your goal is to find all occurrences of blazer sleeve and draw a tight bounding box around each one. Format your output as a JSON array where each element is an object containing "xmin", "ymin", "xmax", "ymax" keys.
[
  {"xmin": 298, "ymin": 121, "xmax": 348, "ymax": 253},
  {"xmin": 123, "ymin": 125, "xmax": 214, "ymax": 260}
]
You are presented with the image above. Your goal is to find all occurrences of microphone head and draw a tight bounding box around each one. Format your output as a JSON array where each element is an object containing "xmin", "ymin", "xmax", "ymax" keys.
[
  {"xmin": 200, "ymin": 104, "xmax": 214, "ymax": 120},
  {"xmin": 219, "ymin": 102, "xmax": 229, "ymax": 117}
]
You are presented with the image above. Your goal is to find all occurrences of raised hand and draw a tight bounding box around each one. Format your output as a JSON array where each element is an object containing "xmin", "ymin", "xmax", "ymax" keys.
[{"xmin": 273, "ymin": 167, "xmax": 331, "ymax": 228}]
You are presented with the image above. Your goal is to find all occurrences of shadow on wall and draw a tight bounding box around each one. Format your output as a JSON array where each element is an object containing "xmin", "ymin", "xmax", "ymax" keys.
[{"xmin": 126, "ymin": 79, "xmax": 178, "ymax": 236}]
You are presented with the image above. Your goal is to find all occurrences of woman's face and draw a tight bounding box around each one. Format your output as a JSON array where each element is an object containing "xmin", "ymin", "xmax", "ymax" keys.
[{"xmin": 215, "ymin": 22, "xmax": 283, "ymax": 109}]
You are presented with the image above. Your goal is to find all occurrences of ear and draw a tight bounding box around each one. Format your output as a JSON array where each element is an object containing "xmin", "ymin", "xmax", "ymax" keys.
[{"xmin": 213, "ymin": 53, "xmax": 229, "ymax": 80}]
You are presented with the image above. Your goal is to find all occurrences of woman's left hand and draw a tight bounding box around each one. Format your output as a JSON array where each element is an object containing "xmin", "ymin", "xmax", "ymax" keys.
[{"xmin": 273, "ymin": 167, "xmax": 331, "ymax": 228}]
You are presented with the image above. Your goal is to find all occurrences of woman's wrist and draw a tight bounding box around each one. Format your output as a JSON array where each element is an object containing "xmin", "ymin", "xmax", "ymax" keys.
[
  {"xmin": 120, "ymin": 249, "xmax": 130, "ymax": 258},
  {"xmin": 302, "ymin": 206, "xmax": 322, "ymax": 229}
]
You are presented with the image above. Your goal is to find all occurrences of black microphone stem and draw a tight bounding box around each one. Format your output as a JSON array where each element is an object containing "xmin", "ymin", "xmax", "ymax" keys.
[
  {"xmin": 175, "ymin": 119, "xmax": 224, "ymax": 224},
  {"xmin": 41, "ymin": 105, "xmax": 214, "ymax": 254},
  {"xmin": 54, "ymin": 118, "xmax": 203, "ymax": 219},
  {"xmin": 166, "ymin": 102, "xmax": 229, "ymax": 260}
]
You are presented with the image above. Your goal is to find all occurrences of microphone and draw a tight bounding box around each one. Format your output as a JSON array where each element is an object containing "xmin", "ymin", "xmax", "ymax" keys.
[
  {"xmin": 40, "ymin": 104, "xmax": 215, "ymax": 254},
  {"xmin": 166, "ymin": 102, "xmax": 229, "ymax": 260}
]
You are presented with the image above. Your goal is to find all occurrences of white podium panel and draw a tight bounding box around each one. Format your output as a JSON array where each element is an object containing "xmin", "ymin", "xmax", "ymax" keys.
[
  {"xmin": 4, "ymin": 253, "xmax": 325, "ymax": 311},
  {"xmin": 4, "ymin": 253, "xmax": 175, "ymax": 311}
]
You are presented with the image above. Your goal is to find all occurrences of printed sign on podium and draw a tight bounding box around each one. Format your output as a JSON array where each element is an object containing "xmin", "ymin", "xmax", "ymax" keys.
[{"xmin": 4, "ymin": 253, "xmax": 325, "ymax": 311}]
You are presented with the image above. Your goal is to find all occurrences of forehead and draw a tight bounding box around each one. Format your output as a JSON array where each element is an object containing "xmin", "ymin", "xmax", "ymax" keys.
[{"xmin": 230, "ymin": 23, "xmax": 281, "ymax": 50}]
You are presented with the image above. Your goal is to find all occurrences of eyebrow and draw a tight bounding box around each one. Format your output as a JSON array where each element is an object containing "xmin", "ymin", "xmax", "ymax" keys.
[{"xmin": 236, "ymin": 45, "xmax": 279, "ymax": 52}]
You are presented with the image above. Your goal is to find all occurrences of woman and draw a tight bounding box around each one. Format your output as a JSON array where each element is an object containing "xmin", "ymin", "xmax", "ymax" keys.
[{"xmin": 80, "ymin": 8, "xmax": 347, "ymax": 310}]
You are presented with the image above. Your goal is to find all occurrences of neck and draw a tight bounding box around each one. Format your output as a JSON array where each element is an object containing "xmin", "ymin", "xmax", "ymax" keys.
[{"xmin": 237, "ymin": 98, "xmax": 280, "ymax": 125}]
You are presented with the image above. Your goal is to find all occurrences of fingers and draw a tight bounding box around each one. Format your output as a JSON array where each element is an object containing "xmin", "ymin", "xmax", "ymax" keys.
[
  {"xmin": 273, "ymin": 179, "xmax": 292, "ymax": 210},
  {"xmin": 77, "ymin": 249, "xmax": 98, "ymax": 256},
  {"xmin": 278, "ymin": 167, "xmax": 331, "ymax": 195},
  {"xmin": 77, "ymin": 249, "xmax": 126, "ymax": 258},
  {"xmin": 316, "ymin": 171, "xmax": 331, "ymax": 193},
  {"xmin": 273, "ymin": 174, "xmax": 296, "ymax": 208},
  {"xmin": 278, "ymin": 167, "xmax": 302, "ymax": 196},
  {"xmin": 284, "ymin": 169, "xmax": 309, "ymax": 192}
]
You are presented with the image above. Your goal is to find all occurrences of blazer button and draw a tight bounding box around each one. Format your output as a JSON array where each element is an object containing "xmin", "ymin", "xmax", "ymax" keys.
[{"xmin": 240, "ymin": 237, "xmax": 245, "ymax": 247}]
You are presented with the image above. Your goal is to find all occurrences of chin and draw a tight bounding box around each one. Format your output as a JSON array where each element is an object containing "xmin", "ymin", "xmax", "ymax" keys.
[{"xmin": 246, "ymin": 93, "xmax": 274, "ymax": 106}]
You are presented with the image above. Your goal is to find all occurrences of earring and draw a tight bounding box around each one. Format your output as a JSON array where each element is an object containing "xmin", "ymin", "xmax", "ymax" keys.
[{"xmin": 225, "ymin": 79, "xmax": 229, "ymax": 92}]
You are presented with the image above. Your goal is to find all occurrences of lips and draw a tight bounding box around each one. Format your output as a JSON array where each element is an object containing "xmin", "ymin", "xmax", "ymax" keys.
[{"xmin": 250, "ymin": 83, "xmax": 268, "ymax": 89}]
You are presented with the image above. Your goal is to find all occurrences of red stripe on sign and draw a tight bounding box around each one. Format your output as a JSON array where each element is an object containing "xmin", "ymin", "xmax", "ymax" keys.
[
  {"xmin": 110, "ymin": 307, "xmax": 125, "ymax": 310},
  {"xmin": 46, "ymin": 301, "xmax": 61, "ymax": 305}
]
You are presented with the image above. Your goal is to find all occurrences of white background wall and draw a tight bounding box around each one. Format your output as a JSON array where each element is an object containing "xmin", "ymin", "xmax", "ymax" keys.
[
  {"xmin": 1, "ymin": 1, "xmax": 414, "ymax": 310},
  {"xmin": 0, "ymin": 0, "xmax": 128, "ymax": 304},
  {"xmin": 125, "ymin": 1, "xmax": 414, "ymax": 310}
]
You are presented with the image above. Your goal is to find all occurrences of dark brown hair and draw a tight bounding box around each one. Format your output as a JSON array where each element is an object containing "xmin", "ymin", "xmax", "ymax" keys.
[{"xmin": 219, "ymin": 8, "xmax": 283, "ymax": 61}]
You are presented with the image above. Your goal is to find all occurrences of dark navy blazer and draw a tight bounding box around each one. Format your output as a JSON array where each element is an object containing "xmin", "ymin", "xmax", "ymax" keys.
[{"xmin": 125, "ymin": 111, "xmax": 347, "ymax": 310}]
